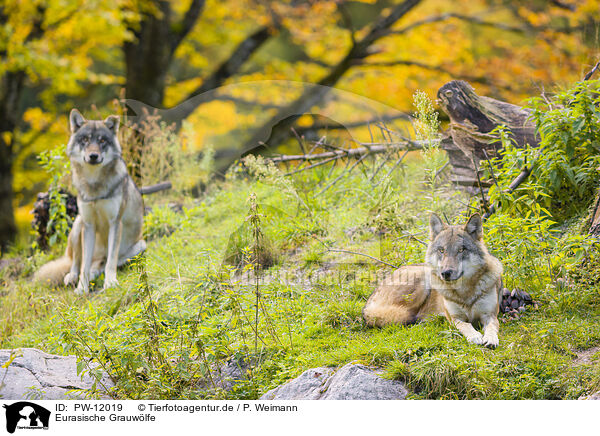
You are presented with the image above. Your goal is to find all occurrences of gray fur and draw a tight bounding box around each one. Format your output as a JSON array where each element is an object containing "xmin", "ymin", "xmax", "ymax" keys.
[
  {"xmin": 37, "ymin": 109, "xmax": 146, "ymax": 294},
  {"xmin": 363, "ymin": 213, "xmax": 503, "ymax": 349}
]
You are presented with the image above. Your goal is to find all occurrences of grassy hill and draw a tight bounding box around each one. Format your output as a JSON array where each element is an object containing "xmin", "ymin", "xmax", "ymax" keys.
[{"xmin": 1, "ymin": 141, "xmax": 600, "ymax": 400}]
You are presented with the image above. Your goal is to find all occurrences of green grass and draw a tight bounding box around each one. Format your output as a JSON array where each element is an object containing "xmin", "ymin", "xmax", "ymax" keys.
[{"xmin": 1, "ymin": 149, "xmax": 599, "ymax": 400}]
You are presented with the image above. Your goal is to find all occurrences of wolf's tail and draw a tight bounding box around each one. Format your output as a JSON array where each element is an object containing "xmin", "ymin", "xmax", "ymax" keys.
[
  {"xmin": 363, "ymin": 302, "xmax": 417, "ymax": 327},
  {"xmin": 34, "ymin": 256, "xmax": 72, "ymax": 286}
]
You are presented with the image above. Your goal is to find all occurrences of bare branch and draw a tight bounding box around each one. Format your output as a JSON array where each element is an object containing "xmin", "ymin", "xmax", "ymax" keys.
[
  {"xmin": 324, "ymin": 247, "xmax": 399, "ymax": 269},
  {"xmin": 389, "ymin": 11, "xmax": 582, "ymax": 36},
  {"xmin": 391, "ymin": 13, "xmax": 454, "ymax": 35},
  {"xmin": 293, "ymin": 114, "xmax": 410, "ymax": 136},
  {"xmin": 317, "ymin": 152, "xmax": 368, "ymax": 195},
  {"xmin": 550, "ymin": 0, "xmax": 576, "ymax": 11},
  {"xmin": 356, "ymin": 59, "xmax": 512, "ymax": 90},
  {"xmin": 355, "ymin": 0, "xmax": 421, "ymax": 55},
  {"xmin": 25, "ymin": 5, "xmax": 47, "ymax": 42},
  {"xmin": 170, "ymin": 0, "xmax": 206, "ymax": 53},
  {"xmin": 139, "ymin": 181, "xmax": 172, "ymax": 195},
  {"xmin": 214, "ymin": 94, "xmax": 284, "ymax": 110},
  {"xmin": 311, "ymin": 233, "xmax": 399, "ymax": 268},
  {"xmin": 271, "ymin": 141, "xmax": 422, "ymax": 165},
  {"xmin": 43, "ymin": 6, "xmax": 80, "ymax": 33},
  {"xmin": 482, "ymin": 165, "xmax": 532, "ymax": 221},
  {"xmin": 175, "ymin": 26, "xmax": 276, "ymax": 119},
  {"xmin": 583, "ymin": 60, "xmax": 600, "ymax": 81},
  {"xmin": 14, "ymin": 122, "xmax": 53, "ymax": 155},
  {"xmin": 337, "ymin": 1, "xmax": 357, "ymax": 46}
]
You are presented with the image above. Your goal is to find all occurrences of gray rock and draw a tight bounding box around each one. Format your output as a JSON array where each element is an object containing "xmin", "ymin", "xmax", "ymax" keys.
[
  {"xmin": 0, "ymin": 348, "xmax": 114, "ymax": 400},
  {"xmin": 260, "ymin": 363, "xmax": 407, "ymax": 400},
  {"xmin": 320, "ymin": 364, "xmax": 407, "ymax": 400},
  {"xmin": 212, "ymin": 357, "xmax": 250, "ymax": 391},
  {"xmin": 579, "ymin": 392, "xmax": 600, "ymax": 400},
  {"xmin": 260, "ymin": 367, "xmax": 335, "ymax": 400}
]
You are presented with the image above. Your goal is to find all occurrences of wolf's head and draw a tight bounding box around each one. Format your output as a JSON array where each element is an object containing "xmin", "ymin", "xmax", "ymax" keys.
[
  {"xmin": 66, "ymin": 109, "xmax": 121, "ymax": 166},
  {"xmin": 425, "ymin": 213, "xmax": 486, "ymax": 282}
]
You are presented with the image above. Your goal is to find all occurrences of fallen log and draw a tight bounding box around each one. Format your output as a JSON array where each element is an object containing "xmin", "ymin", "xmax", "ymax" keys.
[
  {"xmin": 268, "ymin": 141, "xmax": 423, "ymax": 165},
  {"xmin": 139, "ymin": 181, "xmax": 172, "ymax": 195}
]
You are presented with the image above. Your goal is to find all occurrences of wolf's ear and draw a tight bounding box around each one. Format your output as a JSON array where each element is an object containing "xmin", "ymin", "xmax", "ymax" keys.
[
  {"xmin": 70, "ymin": 109, "xmax": 85, "ymax": 133},
  {"xmin": 465, "ymin": 213, "xmax": 483, "ymax": 240},
  {"xmin": 429, "ymin": 213, "xmax": 445, "ymax": 240},
  {"xmin": 104, "ymin": 115, "xmax": 120, "ymax": 134}
]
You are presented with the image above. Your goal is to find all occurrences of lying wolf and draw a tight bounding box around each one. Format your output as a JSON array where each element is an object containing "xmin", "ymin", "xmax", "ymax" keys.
[
  {"xmin": 35, "ymin": 109, "xmax": 146, "ymax": 294},
  {"xmin": 363, "ymin": 213, "xmax": 503, "ymax": 348}
]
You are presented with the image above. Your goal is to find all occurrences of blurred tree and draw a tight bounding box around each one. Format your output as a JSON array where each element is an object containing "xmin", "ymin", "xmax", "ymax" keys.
[
  {"xmin": 240, "ymin": 0, "xmax": 422, "ymax": 158},
  {"xmin": 239, "ymin": 0, "xmax": 600, "ymax": 156},
  {"xmin": 0, "ymin": 0, "xmax": 127, "ymax": 252},
  {"xmin": 2, "ymin": 0, "xmax": 600, "ymax": 250},
  {"xmin": 122, "ymin": 0, "xmax": 277, "ymax": 111}
]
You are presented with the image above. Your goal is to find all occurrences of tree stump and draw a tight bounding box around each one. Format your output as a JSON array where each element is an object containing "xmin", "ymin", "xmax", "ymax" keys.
[
  {"xmin": 437, "ymin": 80, "xmax": 539, "ymax": 193},
  {"xmin": 32, "ymin": 190, "xmax": 78, "ymax": 250},
  {"xmin": 588, "ymin": 195, "xmax": 600, "ymax": 236}
]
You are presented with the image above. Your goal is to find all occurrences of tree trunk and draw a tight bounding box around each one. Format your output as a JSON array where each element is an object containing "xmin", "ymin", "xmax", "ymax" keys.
[
  {"xmin": 0, "ymin": 68, "xmax": 25, "ymax": 253},
  {"xmin": 123, "ymin": 1, "xmax": 174, "ymax": 109},
  {"xmin": 121, "ymin": 0, "xmax": 271, "ymax": 184},
  {"xmin": 588, "ymin": 194, "xmax": 600, "ymax": 236},
  {"xmin": 436, "ymin": 80, "xmax": 539, "ymax": 193},
  {"xmin": 0, "ymin": 137, "xmax": 15, "ymax": 255}
]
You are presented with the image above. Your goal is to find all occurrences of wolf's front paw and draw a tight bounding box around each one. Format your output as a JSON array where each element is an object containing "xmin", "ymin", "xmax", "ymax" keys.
[
  {"xmin": 64, "ymin": 272, "xmax": 78, "ymax": 287},
  {"xmin": 466, "ymin": 333, "xmax": 484, "ymax": 345},
  {"xmin": 74, "ymin": 281, "xmax": 89, "ymax": 295},
  {"xmin": 90, "ymin": 268, "xmax": 103, "ymax": 281},
  {"xmin": 482, "ymin": 334, "xmax": 499, "ymax": 349},
  {"xmin": 103, "ymin": 276, "xmax": 119, "ymax": 290}
]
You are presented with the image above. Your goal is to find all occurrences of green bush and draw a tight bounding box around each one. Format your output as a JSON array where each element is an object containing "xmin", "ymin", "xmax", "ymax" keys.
[
  {"xmin": 488, "ymin": 80, "xmax": 600, "ymax": 222},
  {"xmin": 36, "ymin": 148, "xmax": 72, "ymax": 248}
]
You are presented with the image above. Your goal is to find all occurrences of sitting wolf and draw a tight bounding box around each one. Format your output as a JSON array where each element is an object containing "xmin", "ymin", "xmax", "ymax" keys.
[
  {"xmin": 35, "ymin": 109, "xmax": 146, "ymax": 294},
  {"xmin": 363, "ymin": 213, "xmax": 503, "ymax": 348}
]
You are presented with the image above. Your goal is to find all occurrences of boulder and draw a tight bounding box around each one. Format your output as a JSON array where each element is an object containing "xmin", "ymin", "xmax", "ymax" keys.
[
  {"xmin": 260, "ymin": 363, "xmax": 407, "ymax": 400},
  {"xmin": 261, "ymin": 367, "xmax": 335, "ymax": 400},
  {"xmin": 212, "ymin": 357, "xmax": 250, "ymax": 391},
  {"xmin": 0, "ymin": 348, "xmax": 114, "ymax": 400}
]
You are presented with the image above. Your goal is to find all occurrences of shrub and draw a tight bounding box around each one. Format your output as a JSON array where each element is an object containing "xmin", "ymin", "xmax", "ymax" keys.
[
  {"xmin": 35, "ymin": 148, "xmax": 73, "ymax": 248},
  {"xmin": 488, "ymin": 80, "xmax": 600, "ymax": 222}
]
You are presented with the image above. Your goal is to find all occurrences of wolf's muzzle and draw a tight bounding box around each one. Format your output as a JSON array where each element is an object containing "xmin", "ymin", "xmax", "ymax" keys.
[
  {"xmin": 86, "ymin": 153, "xmax": 102, "ymax": 165},
  {"xmin": 440, "ymin": 269, "xmax": 462, "ymax": 281}
]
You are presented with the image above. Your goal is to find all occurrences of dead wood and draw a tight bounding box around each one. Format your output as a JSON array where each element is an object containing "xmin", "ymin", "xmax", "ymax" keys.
[
  {"xmin": 437, "ymin": 80, "xmax": 539, "ymax": 193},
  {"xmin": 268, "ymin": 141, "xmax": 422, "ymax": 166},
  {"xmin": 139, "ymin": 181, "xmax": 173, "ymax": 195}
]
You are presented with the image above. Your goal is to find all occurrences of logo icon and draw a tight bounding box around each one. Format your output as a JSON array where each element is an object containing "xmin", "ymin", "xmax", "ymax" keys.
[{"xmin": 2, "ymin": 402, "xmax": 50, "ymax": 434}]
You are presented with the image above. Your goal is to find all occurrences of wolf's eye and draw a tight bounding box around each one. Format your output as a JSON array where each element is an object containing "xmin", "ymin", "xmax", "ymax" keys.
[
  {"xmin": 80, "ymin": 136, "xmax": 89, "ymax": 144},
  {"xmin": 98, "ymin": 137, "xmax": 106, "ymax": 145},
  {"xmin": 438, "ymin": 247, "xmax": 444, "ymax": 254},
  {"xmin": 458, "ymin": 247, "xmax": 464, "ymax": 253}
]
